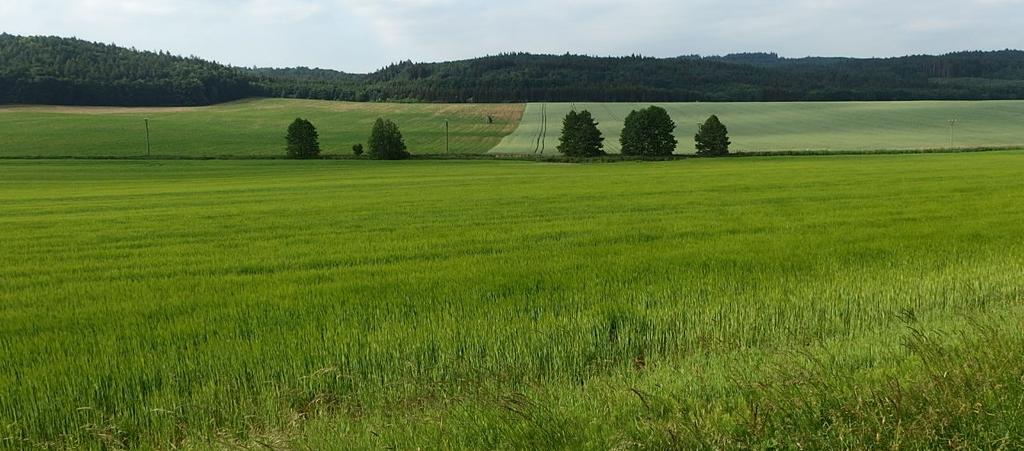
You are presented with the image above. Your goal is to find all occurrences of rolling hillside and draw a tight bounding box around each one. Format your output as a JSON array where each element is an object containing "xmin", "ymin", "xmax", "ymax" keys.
[{"xmin": 0, "ymin": 99, "xmax": 523, "ymax": 157}]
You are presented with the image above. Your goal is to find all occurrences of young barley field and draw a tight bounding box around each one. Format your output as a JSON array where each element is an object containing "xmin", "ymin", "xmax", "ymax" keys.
[
  {"xmin": 0, "ymin": 99, "xmax": 523, "ymax": 157},
  {"xmin": 491, "ymin": 101, "xmax": 1024, "ymax": 154},
  {"xmin": 1, "ymin": 153, "xmax": 1024, "ymax": 448}
]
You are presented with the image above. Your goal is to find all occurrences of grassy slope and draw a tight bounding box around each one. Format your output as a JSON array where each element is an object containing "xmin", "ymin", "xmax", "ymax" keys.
[
  {"xmin": 1, "ymin": 153, "xmax": 1023, "ymax": 448},
  {"xmin": 491, "ymin": 101, "xmax": 1024, "ymax": 154},
  {"xmin": 0, "ymin": 99, "xmax": 524, "ymax": 157}
]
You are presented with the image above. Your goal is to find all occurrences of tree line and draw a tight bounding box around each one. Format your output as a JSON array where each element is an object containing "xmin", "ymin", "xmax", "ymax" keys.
[
  {"xmin": 287, "ymin": 107, "xmax": 730, "ymax": 160},
  {"xmin": 254, "ymin": 52, "xmax": 1024, "ymax": 103},
  {"xmin": 5, "ymin": 34, "xmax": 1024, "ymax": 106}
]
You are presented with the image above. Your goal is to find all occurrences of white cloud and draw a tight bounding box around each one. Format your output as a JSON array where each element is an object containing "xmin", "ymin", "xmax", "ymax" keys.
[
  {"xmin": 67, "ymin": 0, "xmax": 188, "ymax": 23},
  {"xmin": 244, "ymin": 0, "xmax": 323, "ymax": 22},
  {"xmin": 904, "ymin": 17, "xmax": 970, "ymax": 33}
]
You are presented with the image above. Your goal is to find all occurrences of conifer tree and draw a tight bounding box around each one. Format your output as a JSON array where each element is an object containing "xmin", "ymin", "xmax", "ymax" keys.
[
  {"xmin": 557, "ymin": 110, "xmax": 605, "ymax": 157},
  {"xmin": 368, "ymin": 118, "xmax": 410, "ymax": 160},
  {"xmin": 285, "ymin": 118, "xmax": 321, "ymax": 159},
  {"xmin": 695, "ymin": 115, "xmax": 731, "ymax": 156}
]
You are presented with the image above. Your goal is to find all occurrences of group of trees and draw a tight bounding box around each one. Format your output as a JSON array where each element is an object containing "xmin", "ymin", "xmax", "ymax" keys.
[
  {"xmin": 6, "ymin": 35, "xmax": 1024, "ymax": 106},
  {"xmin": 557, "ymin": 107, "xmax": 731, "ymax": 157},
  {"xmin": 285, "ymin": 118, "xmax": 409, "ymax": 160}
]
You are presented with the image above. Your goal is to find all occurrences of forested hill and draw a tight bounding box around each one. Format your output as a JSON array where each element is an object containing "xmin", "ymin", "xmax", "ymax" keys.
[
  {"xmin": 259, "ymin": 52, "xmax": 1024, "ymax": 103},
  {"xmin": 0, "ymin": 34, "xmax": 253, "ymax": 106},
  {"xmin": 5, "ymin": 34, "xmax": 1024, "ymax": 106}
]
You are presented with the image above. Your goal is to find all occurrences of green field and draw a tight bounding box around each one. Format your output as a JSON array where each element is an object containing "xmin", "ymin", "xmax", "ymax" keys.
[
  {"xmin": 5, "ymin": 99, "xmax": 1024, "ymax": 158},
  {"xmin": 0, "ymin": 99, "xmax": 523, "ymax": 157},
  {"xmin": 491, "ymin": 101, "xmax": 1024, "ymax": 154},
  {"xmin": 2, "ymin": 153, "xmax": 1023, "ymax": 448}
]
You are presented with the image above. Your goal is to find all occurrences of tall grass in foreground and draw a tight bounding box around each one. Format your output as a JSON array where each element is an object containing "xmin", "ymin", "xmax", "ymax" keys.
[
  {"xmin": 315, "ymin": 308, "xmax": 1022, "ymax": 449},
  {"xmin": 0, "ymin": 152, "xmax": 1023, "ymax": 448}
]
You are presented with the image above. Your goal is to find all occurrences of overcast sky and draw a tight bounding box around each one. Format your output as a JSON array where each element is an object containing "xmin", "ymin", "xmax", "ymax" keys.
[{"xmin": 2, "ymin": 0, "xmax": 1022, "ymax": 73}]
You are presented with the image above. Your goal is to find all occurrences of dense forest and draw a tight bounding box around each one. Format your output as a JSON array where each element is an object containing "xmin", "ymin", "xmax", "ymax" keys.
[
  {"xmin": 0, "ymin": 34, "xmax": 252, "ymax": 106},
  {"xmin": 261, "ymin": 52, "xmax": 1024, "ymax": 103},
  {"xmin": 4, "ymin": 34, "xmax": 1024, "ymax": 106}
]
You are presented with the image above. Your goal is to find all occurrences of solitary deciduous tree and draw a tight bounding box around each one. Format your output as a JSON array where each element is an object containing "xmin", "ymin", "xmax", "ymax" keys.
[
  {"xmin": 368, "ymin": 118, "xmax": 410, "ymax": 160},
  {"xmin": 695, "ymin": 114, "xmax": 731, "ymax": 156},
  {"xmin": 285, "ymin": 118, "xmax": 320, "ymax": 159},
  {"xmin": 557, "ymin": 110, "xmax": 605, "ymax": 157},
  {"xmin": 352, "ymin": 143, "xmax": 364, "ymax": 156},
  {"xmin": 620, "ymin": 106, "xmax": 677, "ymax": 156}
]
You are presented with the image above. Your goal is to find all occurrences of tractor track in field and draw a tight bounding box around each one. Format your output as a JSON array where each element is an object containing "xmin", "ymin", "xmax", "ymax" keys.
[
  {"xmin": 534, "ymin": 103, "xmax": 547, "ymax": 154},
  {"xmin": 598, "ymin": 102, "xmax": 626, "ymax": 152}
]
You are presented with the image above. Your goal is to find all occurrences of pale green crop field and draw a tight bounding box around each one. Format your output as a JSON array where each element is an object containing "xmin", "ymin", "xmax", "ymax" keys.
[
  {"xmin": 0, "ymin": 99, "xmax": 524, "ymax": 157},
  {"xmin": 491, "ymin": 101, "xmax": 1024, "ymax": 154},
  {"xmin": 2, "ymin": 153, "xmax": 1024, "ymax": 448}
]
